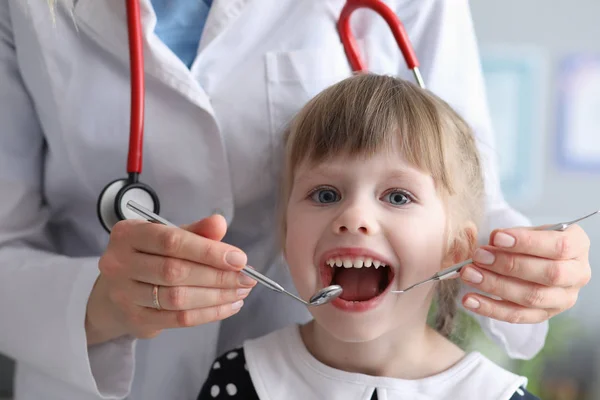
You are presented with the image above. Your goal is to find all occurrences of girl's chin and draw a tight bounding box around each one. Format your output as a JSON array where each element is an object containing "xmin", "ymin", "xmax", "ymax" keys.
[{"xmin": 310, "ymin": 311, "xmax": 396, "ymax": 344}]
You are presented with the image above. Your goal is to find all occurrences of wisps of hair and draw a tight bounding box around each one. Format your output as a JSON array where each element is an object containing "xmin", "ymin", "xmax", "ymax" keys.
[{"xmin": 435, "ymin": 280, "xmax": 462, "ymax": 338}]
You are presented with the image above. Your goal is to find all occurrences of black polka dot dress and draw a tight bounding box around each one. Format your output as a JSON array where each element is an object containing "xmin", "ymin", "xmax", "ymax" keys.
[
  {"xmin": 198, "ymin": 346, "xmax": 542, "ymax": 400},
  {"xmin": 198, "ymin": 348, "xmax": 259, "ymax": 400}
]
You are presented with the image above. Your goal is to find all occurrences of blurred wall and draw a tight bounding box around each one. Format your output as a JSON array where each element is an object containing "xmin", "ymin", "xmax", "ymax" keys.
[
  {"xmin": 470, "ymin": 0, "xmax": 600, "ymax": 328},
  {"xmin": 471, "ymin": 2, "xmax": 600, "ymax": 399}
]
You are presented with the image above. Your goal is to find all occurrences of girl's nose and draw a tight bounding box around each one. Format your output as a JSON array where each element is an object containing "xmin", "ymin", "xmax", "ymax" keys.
[{"xmin": 332, "ymin": 204, "xmax": 379, "ymax": 235}]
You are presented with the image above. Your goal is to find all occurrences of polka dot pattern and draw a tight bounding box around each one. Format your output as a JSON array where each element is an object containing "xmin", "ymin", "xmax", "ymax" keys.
[
  {"xmin": 198, "ymin": 347, "xmax": 537, "ymax": 400},
  {"xmin": 198, "ymin": 347, "xmax": 258, "ymax": 399},
  {"xmin": 226, "ymin": 383, "xmax": 238, "ymax": 395}
]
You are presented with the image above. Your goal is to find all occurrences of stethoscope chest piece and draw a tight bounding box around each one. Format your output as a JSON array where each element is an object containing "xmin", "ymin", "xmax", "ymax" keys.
[
  {"xmin": 97, "ymin": 176, "xmax": 160, "ymax": 233},
  {"xmin": 98, "ymin": 0, "xmax": 161, "ymax": 234}
]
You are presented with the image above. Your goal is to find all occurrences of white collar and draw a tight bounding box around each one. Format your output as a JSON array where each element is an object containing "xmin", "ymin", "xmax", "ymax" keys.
[{"xmin": 244, "ymin": 324, "xmax": 528, "ymax": 400}]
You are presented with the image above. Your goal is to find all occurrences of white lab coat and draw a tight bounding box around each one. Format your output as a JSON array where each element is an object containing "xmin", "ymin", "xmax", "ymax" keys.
[{"xmin": 0, "ymin": 0, "xmax": 547, "ymax": 399}]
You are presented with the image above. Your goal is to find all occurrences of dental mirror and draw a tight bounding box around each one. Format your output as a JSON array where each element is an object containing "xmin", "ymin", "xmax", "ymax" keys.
[
  {"xmin": 308, "ymin": 285, "xmax": 344, "ymax": 306},
  {"xmin": 125, "ymin": 200, "xmax": 343, "ymax": 307}
]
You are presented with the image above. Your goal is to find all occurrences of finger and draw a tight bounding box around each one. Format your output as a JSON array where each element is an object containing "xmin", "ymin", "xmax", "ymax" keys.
[
  {"xmin": 488, "ymin": 224, "xmax": 590, "ymax": 260},
  {"xmin": 460, "ymin": 265, "xmax": 576, "ymax": 309},
  {"xmin": 182, "ymin": 214, "xmax": 227, "ymax": 242},
  {"xmin": 129, "ymin": 281, "xmax": 253, "ymax": 310},
  {"xmin": 133, "ymin": 301, "xmax": 246, "ymax": 330},
  {"xmin": 127, "ymin": 252, "xmax": 257, "ymax": 288},
  {"xmin": 111, "ymin": 219, "xmax": 247, "ymax": 271},
  {"xmin": 470, "ymin": 248, "xmax": 584, "ymax": 287},
  {"xmin": 461, "ymin": 293, "xmax": 556, "ymax": 324}
]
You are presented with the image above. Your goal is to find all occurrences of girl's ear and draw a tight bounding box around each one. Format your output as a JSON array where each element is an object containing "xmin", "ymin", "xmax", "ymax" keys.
[{"xmin": 442, "ymin": 221, "xmax": 478, "ymax": 268}]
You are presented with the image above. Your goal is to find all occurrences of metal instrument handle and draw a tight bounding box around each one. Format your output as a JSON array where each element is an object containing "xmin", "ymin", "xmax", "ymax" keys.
[
  {"xmin": 240, "ymin": 267, "xmax": 284, "ymax": 293},
  {"xmin": 126, "ymin": 200, "xmax": 287, "ymax": 296}
]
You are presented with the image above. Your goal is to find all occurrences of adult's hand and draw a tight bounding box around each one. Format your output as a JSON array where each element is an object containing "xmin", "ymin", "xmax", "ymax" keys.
[
  {"xmin": 85, "ymin": 215, "xmax": 257, "ymax": 345},
  {"xmin": 459, "ymin": 224, "xmax": 591, "ymax": 324}
]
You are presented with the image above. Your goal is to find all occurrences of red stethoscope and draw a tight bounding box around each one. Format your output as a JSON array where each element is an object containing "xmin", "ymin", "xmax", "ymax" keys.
[{"xmin": 97, "ymin": 0, "xmax": 424, "ymax": 233}]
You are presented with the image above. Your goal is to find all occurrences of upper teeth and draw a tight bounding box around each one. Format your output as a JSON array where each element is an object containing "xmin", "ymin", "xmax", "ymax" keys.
[{"xmin": 325, "ymin": 257, "xmax": 386, "ymax": 269}]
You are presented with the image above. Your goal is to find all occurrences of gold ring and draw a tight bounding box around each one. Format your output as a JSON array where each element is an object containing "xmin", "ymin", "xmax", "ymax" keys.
[{"xmin": 152, "ymin": 285, "xmax": 162, "ymax": 310}]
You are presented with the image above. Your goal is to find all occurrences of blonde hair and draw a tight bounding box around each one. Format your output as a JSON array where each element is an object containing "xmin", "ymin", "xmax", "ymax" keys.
[
  {"xmin": 279, "ymin": 74, "xmax": 485, "ymax": 337},
  {"xmin": 46, "ymin": 0, "xmax": 77, "ymax": 26}
]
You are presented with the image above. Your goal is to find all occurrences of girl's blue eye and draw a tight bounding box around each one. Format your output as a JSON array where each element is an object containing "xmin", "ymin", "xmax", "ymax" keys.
[
  {"xmin": 310, "ymin": 188, "xmax": 340, "ymax": 204},
  {"xmin": 383, "ymin": 190, "xmax": 411, "ymax": 206}
]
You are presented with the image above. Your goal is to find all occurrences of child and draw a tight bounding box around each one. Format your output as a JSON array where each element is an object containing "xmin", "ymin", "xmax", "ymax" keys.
[{"xmin": 198, "ymin": 74, "xmax": 540, "ymax": 400}]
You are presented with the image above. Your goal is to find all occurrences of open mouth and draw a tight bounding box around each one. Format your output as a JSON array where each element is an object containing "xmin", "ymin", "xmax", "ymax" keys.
[{"xmin": 320, "ymin": 254, "xmax": 395, "ymax": 308}]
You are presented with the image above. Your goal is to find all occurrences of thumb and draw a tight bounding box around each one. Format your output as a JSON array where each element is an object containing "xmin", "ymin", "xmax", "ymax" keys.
[{"xmin": 182, "ymin": 214, "xmax": 228, "ymax": 241}]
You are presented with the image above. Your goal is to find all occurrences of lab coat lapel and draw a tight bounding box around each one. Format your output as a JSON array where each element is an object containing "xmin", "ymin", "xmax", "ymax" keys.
[
  {"xmin": 72, "ymin": 0, "xmax": 214, "ymax": 112},
  {"xmin": 198, "ymin": 0, "xmax": 251, "ymax": 52},
  {"xmin": 72, "ymin": 0, "xmax": 149, "ymax": 73}
]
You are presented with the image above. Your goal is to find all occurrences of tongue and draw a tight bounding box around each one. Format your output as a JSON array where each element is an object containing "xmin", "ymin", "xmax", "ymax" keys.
[{"xmin": 335, "ymin": 268, "xmax": 385, "ymax": 301}]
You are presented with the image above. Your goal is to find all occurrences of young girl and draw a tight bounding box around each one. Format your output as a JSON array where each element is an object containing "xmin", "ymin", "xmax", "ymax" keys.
[{"xmin": 198, "ymin": 74, "xmax": 540, "ymax": 400}]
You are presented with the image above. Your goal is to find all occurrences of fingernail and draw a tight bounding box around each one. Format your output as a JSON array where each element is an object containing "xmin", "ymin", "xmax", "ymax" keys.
[
  {"xmin": 238, "ymin": 274, "xmax": 256, "ymax": 286},
  {"xmin": 231, "ymin": 300, "xmax": 244, "ymax": 310},
  {"xmin": 494, "ymin": 232, "xmax": 515, "ymax": 248},
  {"xmin": 237, "ymin": 288, "xmax": 252, "ymax": 297},
  {"xmin": 225, "ymin": 251, "xmax": 247, "ymax": 268},
  {"xmin": 464, "ymin": 297, "xmax": 480, "ymax": 309},
  {"xmin": 462, "ymin": 267, "xmax": 483, "ymax": 284},
  {"xmin": 473, "ymin": 249, "xmax": 495, "ymax": 265}
]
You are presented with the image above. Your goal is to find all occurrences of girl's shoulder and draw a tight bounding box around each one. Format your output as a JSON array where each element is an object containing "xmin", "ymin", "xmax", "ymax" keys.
[{"xmin": 198, "ymin": 347, "xmax": 258, "ymax": 400}]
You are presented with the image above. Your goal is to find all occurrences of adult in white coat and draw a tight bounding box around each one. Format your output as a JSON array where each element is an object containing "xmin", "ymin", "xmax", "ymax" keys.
[{"xmin": 0, "ymin": 1, "xmax": 591, "ymax": 399}]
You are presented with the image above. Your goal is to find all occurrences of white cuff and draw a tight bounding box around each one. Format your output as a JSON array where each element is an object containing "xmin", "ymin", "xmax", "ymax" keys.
[
  {"xmin": 458, "ymin": 284, "xmax": 549, "ymax": 360},
  {"xmin": 87, "ymin": 336, "xmax": 136, "ymax": 398},
  {"xmin": 476, "ymin": 315, "xmax": 549, "ymax": 360},
  {"xmin": 68, "ymin": 259, "xmax": 136, "ymax": 399},
  {"xmin": 0, "ymin": 252, "xmax": 136, "ymax": 399}
]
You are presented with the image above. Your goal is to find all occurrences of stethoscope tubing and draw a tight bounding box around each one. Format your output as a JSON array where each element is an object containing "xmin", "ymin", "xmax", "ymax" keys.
[
  {"xmin": 125, "ymin": 0, "xmax": 145, "ymax": 176},
  {"xmin": 123, "ymin": 0, "xmax": 424, "ymax": 179},
  {"xmin": 100, "ymin": 0, "xmax": 425, "ymax": 233}
]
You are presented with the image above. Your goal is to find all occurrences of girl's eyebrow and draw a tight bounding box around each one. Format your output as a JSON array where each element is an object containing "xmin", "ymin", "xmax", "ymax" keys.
[
  {"xmin": 293, "ymin": 169, "xmax": 333, "ymax": 185},
  {"xmin": 384, "ymin": 170, "xmax": 431, "ymax": 193},
  {"xmin": 293, "ymin": 164, "xmax": 340, "ymax": 183},
  {"xmin": 294, "ymin": 166, "xmax": 424, "ymax": 185},
  {"xmin": 384, "ymin": 170, "xmax": 423, "ymax": 182}
]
